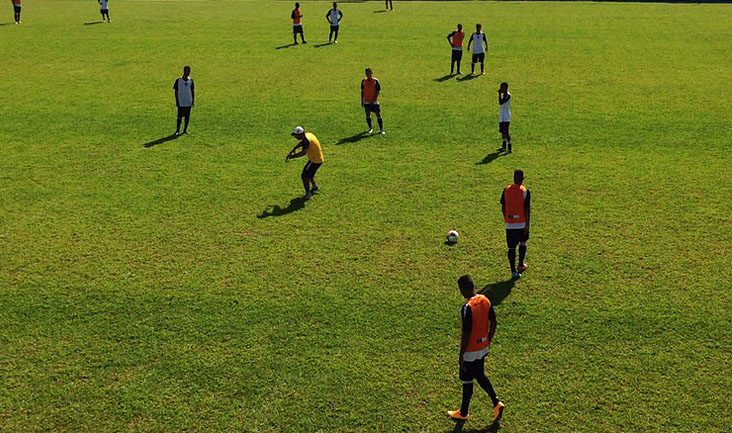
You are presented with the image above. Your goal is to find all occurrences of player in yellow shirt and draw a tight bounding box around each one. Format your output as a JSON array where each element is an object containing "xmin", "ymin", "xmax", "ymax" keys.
[{"xmin": 285, "ymin": 126, "xmax": 323, "ymax": 199}]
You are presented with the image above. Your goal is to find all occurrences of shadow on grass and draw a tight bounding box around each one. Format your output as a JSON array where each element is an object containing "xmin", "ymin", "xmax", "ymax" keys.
[
  {"xmin": 434, "ymin": 74, "xmax": 455, "ymax": 82},
  {"xmin": 275, "ymin": 43, "xmax": 298, "ymax": 50},
  {"xmin": 457, "ymin": 74, "xmax": 480, "ymax": 82},
  {"xmin": 257, "ymin": 196, "xmax": 307, "ymax": 218},
  {"xmin": 314, "ymin": 42, "xmax": 333, "ymax": 48},
  {"xmin": 479, "ymin": 277, "xmax": 518, "ymax": 307},
  {"xmin": 83, "ymin": 21, "xmax": 104, "ymax": 26},
  {"xmin": 476, "ymin": 151, "xmax": 506, "ymax": 165},
  {"xmin": 143, "ymin": 134, "xmax": 179, "ymax": 148},
  {"xmin": 447, "ymin": 419, "xmax": 500, "ymax": 432},
  {"xmin": 373, "ymin": 10, "xmax": 389, "ymax": 13},
  {"xmin": 0, "ymin": 22, "xmax": 13, "ymax": 26},
  {"xmin": 336, "ymin": 131, "xmax": 372, "ymax": 145}
]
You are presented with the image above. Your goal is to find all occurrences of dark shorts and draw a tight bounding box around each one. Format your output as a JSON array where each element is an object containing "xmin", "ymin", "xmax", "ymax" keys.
[
  {"xmin": 472, "ymin": 52, "xmax": 485, "ymax": 63},
  {"xmin": 293, "ymin": 25, "xmax": 303, "ymax": 34},
  {"xmin": 499, "ymin": 122, "xmax": 510, "ymax": 134},
  {"xmin": 100, "ymin": 8, "xmax": 109, "ymax": 13},
  {"xmin": 177, "ymin": 106, "xmax": 191, "ymax": 117},
  {"xmin": 364, "ymin": 103, "xmax": 381, "ymax": 114},
  {"xmin": 459, "ymin": 356, "xmax": 486, "ymax": 382},
  {"xmin": 14, "ymin": 5, "xmax": 21, "ymax": 12},
  {"xmin": 330, "ymin": 25, "xmax": 339, "ymax": 31},
  {"xmin": 302, "ymin": 161, "xmax": 322, "ymax": 178},
  {"xmin": 506, "ymin": 228, "xmax": 529, "ymax": 249},
  {"xmin": 451, "ymin": 49, "xmax": 463, "ymax": 62}
]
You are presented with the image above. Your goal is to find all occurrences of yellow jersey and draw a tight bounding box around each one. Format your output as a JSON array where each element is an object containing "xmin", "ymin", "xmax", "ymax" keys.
[{"xmin": 305, "ymin": 132, "xmax": 323, "ymax": 163}]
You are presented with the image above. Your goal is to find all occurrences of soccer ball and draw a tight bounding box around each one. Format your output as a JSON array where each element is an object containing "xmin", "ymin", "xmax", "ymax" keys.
[{"xmin": 446, "ymin": 230, "xmax": 459, "ymax": 244}]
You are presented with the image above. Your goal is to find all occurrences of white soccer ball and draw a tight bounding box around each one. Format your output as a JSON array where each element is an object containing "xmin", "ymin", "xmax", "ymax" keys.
[{"xmin": 446, "ymin": 230, "xmax": 459, "ymax": 243}]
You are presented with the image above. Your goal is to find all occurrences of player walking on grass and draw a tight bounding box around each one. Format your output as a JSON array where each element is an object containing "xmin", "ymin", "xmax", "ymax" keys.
[
  {"xmin": 448, "ymin": 275, "xmax": 505, "ymax": 423},
  {"xmin": 326, "ymin": 2, "xmax": 342, "ymax": 44},
  {"xmin": 285, "ymin": 126, "xmax": 323, "ymax": 199},
  {"xmin": 99, "ymin": 0, "xmax": 110, "ymax": 22},
  {"xmin": 447, "ymin": 24, "xmax": 465, "ymax": 75},
  {"xmin": 361, "ymin": 68, "xmax": 385, "ymax": 135},
  {"xmin": 498, "ymin": 82, "xmax": 511, "ymax": 152},
  {"xmin": 466, "ymin": 23, "xmax": 488, "ymax": 76},
  {"xmin": 11, "ymin": 0, "xmax": 21, "ymax": 24},
  {"xmin": 173, "ymin": 66, "xmax": 194, "ymax": 135},
  {"xmin": 292, "ymin": 2, "xmax": 307, "ymax": 45},
  {"xmin": 500, "ymin": 170, "xmax": 530, "ymax": 277}
]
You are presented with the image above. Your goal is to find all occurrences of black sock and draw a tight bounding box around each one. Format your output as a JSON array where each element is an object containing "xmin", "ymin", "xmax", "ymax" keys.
[
  {"xmin": 334, "ymin": 29, "xmax": 338, "ymax": 41},
  {"xmin": 475, "ymin": 374, "xmax": 499, "ymax": 407},
  {"xmin": 176, "ymin": 117, "xmax": 182, "ymax": 132},
  {"xmin": 507, "ymin": 248, "xmax": 516, "ymax": 273},
  {"xmin": 183, "ymin": 116, "xmax": 190, "ymax": 131},
  {"xmin": 366, "ymin": 117, "xmax": 372, "ymax": 129},
  {"xmin": 519, "ymin": 245, "xmax": 526, "ymax": 265},
  {"xmin": 460, "ymin": 383, "xmax": 474, "ymax": 416},
  {"xmin": 377, "ymin": 118, "xmax": 383, "ymax": 130}
]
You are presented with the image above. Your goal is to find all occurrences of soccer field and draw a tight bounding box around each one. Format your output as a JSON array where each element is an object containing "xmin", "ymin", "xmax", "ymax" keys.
[{"xmin": 1, "ymin": 0, "xmax": 731, "ymax": 431}]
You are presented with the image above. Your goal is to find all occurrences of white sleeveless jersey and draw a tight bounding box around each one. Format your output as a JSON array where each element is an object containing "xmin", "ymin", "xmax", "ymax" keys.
[
  {"xmin": 471, "ymin": 32, "xmax": 486, "ymax": 54},
  {"xmin": 499, "ymin": 93, "xmax": 511, "ymax": 122}
]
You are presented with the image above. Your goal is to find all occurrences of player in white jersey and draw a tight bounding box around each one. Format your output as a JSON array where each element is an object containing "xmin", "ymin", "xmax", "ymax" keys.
[
  {"xmin": 466, "ymin": 23, "xmax": 488, "ymax": 76},
  {"xmin": 173, "ymin": 66, "xmax": 195, "ymax": 135},
  {"xmin": 498, "ymin": 82, "xmax": 511, "ymax": 152},
  {"xmin": 98, "ymin": 0, "xmax": 110, "ymax": 22},
  {"xmin": 325, "ymin": 2, "xmax": 343, "ymax": 44}
]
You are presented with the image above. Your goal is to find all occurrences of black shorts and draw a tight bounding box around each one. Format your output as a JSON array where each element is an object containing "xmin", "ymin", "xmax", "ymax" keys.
[
  {"xmin": 499, "ymin": 122, "xmax": 510, "ymax": 134},
  {"xmin": 100, "ymin": 8, "xmax": 109, "ymax": 13},
  {"xmin": 293, "ymin": 25, "xmax": 303, "ymax": 34},
  {"xmin": 14, "ymin": 5, "xmax": 21, "ymax": 12},
  {"xmin": 472, "ymin": 52, "xmax": 485, "ymax": 63},
  {"xmin": 177, "ymin": 106, "xmax": 191, "ymax": 117},
  {"xmin": 330, "ymin": 25, "xmax": 339, "ymax": 31},
  {"xmin": 364, "ymin": 103, "xmax": 380, "ymax": 114},
  {"xmin": 506, "ymin": 228, "xmax": 529, "ymax": 249},
  {"xmin": 451, "ymin": 50, "xmax": 463, "ymax": 62},
  {"xmin": 459, "ymin": 356, "xmax": 486, "ymax": 382},
  {"xmin": 302, "ymin": 161, "xmax": 321, "ymax": 178}
]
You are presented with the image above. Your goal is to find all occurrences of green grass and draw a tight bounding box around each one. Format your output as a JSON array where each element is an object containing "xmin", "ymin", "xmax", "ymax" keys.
[{"xmin": 1, "ymin": 1, "xmax": 731, "ymax": 431}]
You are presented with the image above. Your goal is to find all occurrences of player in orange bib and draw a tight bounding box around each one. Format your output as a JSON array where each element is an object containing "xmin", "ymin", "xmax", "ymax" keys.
[
  {"xmin": 446, "ymin": 24, "xmax": 465, "ymax": 75},
  {"xmin": 500, "ymin": 170, "xmax": 531, "ymax": 277},
  {"xmin": 291, "ymin": 2, "xmax": 307, "ymax": 45},
  {"xmin": 361, "ymin": 68, "xmax": 385, "ymax": 135},
  {"xmin": 447, "ymin": 275, "xmax": 505, "ymax": 423}
]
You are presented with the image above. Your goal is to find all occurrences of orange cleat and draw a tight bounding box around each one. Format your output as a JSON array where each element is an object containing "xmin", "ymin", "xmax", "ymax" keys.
[{"xmin": 447, "ymin": 409, "xmax": 470, "ymax": 421}]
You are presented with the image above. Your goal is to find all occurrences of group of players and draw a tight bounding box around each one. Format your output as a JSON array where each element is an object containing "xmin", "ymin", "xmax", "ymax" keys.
[{"xmin": 8, "ymin": 0, "xmax": 111, "ymax": 24}]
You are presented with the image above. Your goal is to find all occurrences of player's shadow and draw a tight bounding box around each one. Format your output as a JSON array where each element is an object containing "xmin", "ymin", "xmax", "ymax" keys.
[
  {"xmin": 143, "ymin": 134, "xmax": 179, "ymax": 148},
  {"xmin": 0, "ymin": 22, "xmax": 12, "ymax": 26},
  {"xmin": 433, "ymin": 74, "xmax": 456, "ymax": 82},
  {"xmin": 447, "ymin": 420, "xmax": 500, "ymax": 432},
  {"xmin": 257, "ymin": 197, "xmax": 307, "ymax": 218},
  {"xmin": 476, "ymin": 151, "xmax": 506, "ymax": 165},
  {"xmin": 336, "ymin": 131, "xmax": 372, "ymax": 145},
  {"xmin": 373, "ymin": 10, "xmax": 389, "ymax": 13},
  {"xmin": 275, "ymin": 43, "xmax": 298, "ymax": 50},
  {"xmin": 457, "ymin": 74, "xmax": 479, "ymax": 82},
  {"xmin": 479, "ymin": 277, "xmax": 518, "ymax": 307},
  {"xmin": 83, "ymin": 21, "xmax": 104, "ymax": 26},
  {"xmin": 314, "ymin": 42, "xmax": 333, "ymax": 48}
]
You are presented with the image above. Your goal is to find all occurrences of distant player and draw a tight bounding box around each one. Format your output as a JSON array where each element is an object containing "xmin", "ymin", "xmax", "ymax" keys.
[
  {"xmin": 98, "ymin": 0, "xmax": 110, "ymax": 22},
  {"xmin": 466, "ymin": 23, "xmax": 488, "ymax": 76},
  {"xmin": 285, "ymin": 126, "xmax": 323, "ymax": 199},
  {"xmin": 292, "ymin": 2, "xmax": 307, "ymax": 45},
  {"xmin": 498, "ymin": 82, "xmax": 511, "ymax": 152},
  {"xmin": 326, "ymin": 2, "xmax": 343, "ymax": 44},
  {"xmin": 173, "ymin": 66, "xmax": 195, "ymax": 135},
  {"xmin": 385, "ymin": 0, "xmax": 393, "ymax": 11},
  {"xmin": 361, "ymin": 68, "xmax": 385, "ymax": 135},
  {"xmin": 447, "ymin": 274, "xmax": 505, "ymax": 423},
  {"xmin": 11, "ymin": 0, "xmax": 21, "ymax": 24},
  {"xmin": 446, "ymin": 24, "xmax": 465, "ymax": 75},
  {"xmin": 500, "ymin": 170, "xmax": 530, "ymax": 277}
]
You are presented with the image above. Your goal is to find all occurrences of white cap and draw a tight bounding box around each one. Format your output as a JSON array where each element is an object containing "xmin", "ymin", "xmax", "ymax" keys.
[{"xmin": 291, "ymin": 126, "xmax": 304, "ymax": 135}]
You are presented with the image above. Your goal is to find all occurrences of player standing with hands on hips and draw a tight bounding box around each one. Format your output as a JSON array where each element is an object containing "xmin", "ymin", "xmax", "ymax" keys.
[
  {"xmin": 326, "ymin": 2, "xmax": 343, "ymax": 44},
  {"xmin": 498, "ymin": 82, "xmax": 511, "ymax": 152},
  {"xmin": 446, "ymin": 24, "xmax": 465, "ymax": 75},
  {"xmin": 500, "ymin": 169, "xmax": 530, "ymax": 277},
  {"xmin": 285, "ymin": 126, "xmax": 324, "ymax": 200},
  {"xmin": 292, "ymin": 2, "xmax": 307, "ymax": 45},
  {"xmin": 98, "ymin": 0, "xmax": 110, "ymax": 22},
  {"xmin": 447, "ymin": 275, "xmax": 505, "ymax": 424},
  {"xmin": 173, "ymin": 66, "xmax": 194, "ymax": 136}
]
